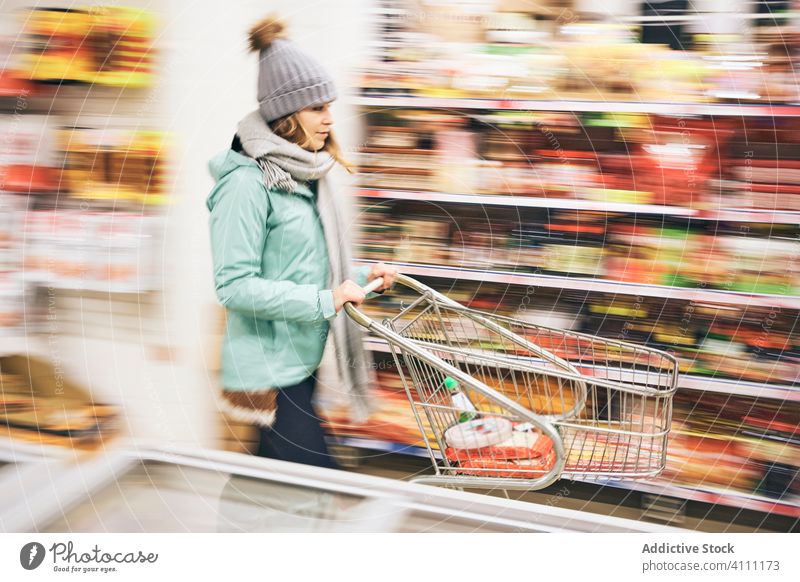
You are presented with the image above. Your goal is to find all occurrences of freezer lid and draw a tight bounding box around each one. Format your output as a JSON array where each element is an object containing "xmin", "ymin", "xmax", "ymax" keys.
[
  {"xmin": 163, "ymin": 446, "xmax": 687, "ymax": 533},
  {"xmin": 0, "ymin": 436, "xmax": 65, "ymax": 464},
  {"xmin": 1, "ymin": 445, "xmax": 687, "ymax": 533},
  {"xmin": 2, "ymin": 451, "xmax": 406, "ymax": 534}
]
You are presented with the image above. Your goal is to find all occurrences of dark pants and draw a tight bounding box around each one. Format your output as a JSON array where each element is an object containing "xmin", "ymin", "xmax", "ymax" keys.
[{"xmin": 256, "ymin": 374, "xmax": 339, "ymax": 470}]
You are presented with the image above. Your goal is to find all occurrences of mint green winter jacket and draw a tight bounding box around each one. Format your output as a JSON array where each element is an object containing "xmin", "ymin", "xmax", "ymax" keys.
[{"xmin": 207, "ymin": 148, "xmax": 370, "ymax": 390}]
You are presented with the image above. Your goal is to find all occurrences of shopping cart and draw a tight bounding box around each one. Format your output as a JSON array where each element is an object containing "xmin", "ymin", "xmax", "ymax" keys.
[{"xmin": 346, "ymin": 274, "xmax": 679, "ymax": 491}]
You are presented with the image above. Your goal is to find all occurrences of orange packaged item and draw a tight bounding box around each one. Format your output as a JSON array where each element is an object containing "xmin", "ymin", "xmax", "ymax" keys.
[
  {"xmin": 445, "ymin": 427, "xmax": 554, "ymax": 463},
  {"xmin": 454, "ymin": 449, "xmax": 557, "ymax": 478},
  {"xmin": 2, "ymin": 164, "xmax": 59, "ymax": 193}
]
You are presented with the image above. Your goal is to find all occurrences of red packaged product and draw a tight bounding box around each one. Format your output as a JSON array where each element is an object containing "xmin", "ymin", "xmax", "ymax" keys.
[
  {"xmin": 445, "ymin": 428, "xmax": 554, "ymax": 463},
  {"xmin": 453, "ymin": 449, "xmax": 558, "ymax": 478}
]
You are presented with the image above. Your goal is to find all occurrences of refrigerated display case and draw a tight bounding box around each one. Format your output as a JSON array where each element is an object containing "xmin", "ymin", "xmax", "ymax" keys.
[
  {"xmin": 0, "ymin": 429, "xmax": 69, "ymax": 464},
  {"xmin": 0, "ymin": 446, "xmax": 683, "ymax": 533}
]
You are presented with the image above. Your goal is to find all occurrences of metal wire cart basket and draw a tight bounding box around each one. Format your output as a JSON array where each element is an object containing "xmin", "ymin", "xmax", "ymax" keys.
[{"xmin": 346, "ymin": 274, "xmax": 679, "ymax": 491}]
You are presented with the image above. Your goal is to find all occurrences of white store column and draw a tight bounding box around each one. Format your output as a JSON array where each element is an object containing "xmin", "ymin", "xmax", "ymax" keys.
[{"xmin": 153, "ymin": 0, "xmax": 374, "ymax": 447}]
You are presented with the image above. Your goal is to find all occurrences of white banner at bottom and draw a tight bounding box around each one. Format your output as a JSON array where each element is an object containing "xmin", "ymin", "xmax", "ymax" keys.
[{"xmin": 0, "ymin": 533, "xmax": 796, "ymax": 582}]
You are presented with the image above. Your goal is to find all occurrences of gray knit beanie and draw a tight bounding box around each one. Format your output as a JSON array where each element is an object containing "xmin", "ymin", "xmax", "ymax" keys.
[{"xmin": 248, "ymin": 15, "xmax": 338, "ymax": 123}]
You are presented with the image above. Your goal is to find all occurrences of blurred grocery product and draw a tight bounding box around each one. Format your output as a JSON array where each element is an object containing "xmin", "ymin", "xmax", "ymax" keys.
[
  {"xmin": 360, "ymin": 2, "xmax": 800, "ymax": 104},
  {"xmin": 0, "ymin": 354, "xmax": 119, "ymax": 450},
  {"xmin": 18, "ymin": 6, "xmax": 156, "ymax": 87},
  {"xmin": 0, "ymin": 195, "xmax": 26, "ymax": 332},
  {"xmin": 0, "ymin": 276, "xmax": 25, "ymax": 331},
  {"xmin": 59, "ymin": 128, "xmax": 169, "ymax": 205},
  {"xmin": 0, "ymin": 18, "xmax": 40, "ymax": 97},
  {"xmin": 323, "ymin": 368, "xmax": 431, "ymax": 447},
  {"xmin": 0, "ymin": 115, "xmax": 61, "ymax": 193},
  {"xmin": 19, "ymin": 8, "xmax": 95, "ymax": 84},
  {"xmin": 666, "ymin": 392, "xmax": 799, "ymax": 500},
  {"xmin": 22, "ymin": 210, "xmax": 163, "ymax": 292}
]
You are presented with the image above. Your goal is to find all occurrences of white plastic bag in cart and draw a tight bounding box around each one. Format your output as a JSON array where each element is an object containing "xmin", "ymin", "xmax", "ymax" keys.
[{"xmin": 443, "ymin": 417, "xmax": 512, "ymax": 450}]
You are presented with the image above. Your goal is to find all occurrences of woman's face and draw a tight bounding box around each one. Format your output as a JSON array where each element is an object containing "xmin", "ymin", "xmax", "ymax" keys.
[{"xmin": 296, "ymin": 102, "xmax": 334, "ymax": 152}]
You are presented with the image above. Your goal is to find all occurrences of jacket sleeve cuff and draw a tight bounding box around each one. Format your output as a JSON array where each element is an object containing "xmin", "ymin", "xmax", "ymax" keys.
[{"xmin": 319, "ymin": 289, "xmax": 337, "ymax": 320}]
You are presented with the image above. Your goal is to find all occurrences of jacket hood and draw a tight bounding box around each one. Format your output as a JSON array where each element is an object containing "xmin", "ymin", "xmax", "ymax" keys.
[{"xmin": 206, "ymin": 149, "xmax": 260, "ymax": 211}]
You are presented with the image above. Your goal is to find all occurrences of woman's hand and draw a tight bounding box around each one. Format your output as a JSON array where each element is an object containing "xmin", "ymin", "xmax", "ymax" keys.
[
  {"xmin": 333, "ymin": 280, "xmax": 366, "ymax": 312},
  {"xmin": 367, "ymin": 262, "xmax": 398, "ymax": 291}
]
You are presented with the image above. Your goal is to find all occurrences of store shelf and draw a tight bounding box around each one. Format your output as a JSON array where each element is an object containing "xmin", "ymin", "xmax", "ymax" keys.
[
  {"xmin": 596, "ymin": 478, "xmax": 800, "ymax": 519},
  {"xmin": 0, "ymin": 336, "xmax": 28, "ymax": 357},
  {"xmin": 0, "ymin": 436, "xmax": 76, "ymax": 463},
  {"xmin": 355, "ymin": 95, "xmax": 800, "ymax": 117},
  {"xmin": 357, "ymin": 188, "xmax": 694, "ymax": 216},
  {"xmin": 357, "ymin": 188, "xmax": 800, "ymax": 224},
  {"xmin": 328, "ymin": 435, "xmax": 432, "ymax": 458},
  {"xmin": 355, "ymin": 259, "xmax": 800, "ymax": 309},
  {"xmin": 0, "ymin": 70, "xmax": 49, "ymax": 101},
  {"xmin": 696, "ymin": 209, "xmax": 800, "ymax": 225},
  {"xmin": 25, "ymin": 278, "xmax": 159, "ymax": 295},
  {"xmin": 363, "ymin": 338, "xmax": 800, "ymax": 401},
  {"xmin": 677, "ymin": 374, "xmax": 800, "ymax": 401},
  {"xmin": 0, "ymin": 335, "xmax": 48, "ymax": 358}
]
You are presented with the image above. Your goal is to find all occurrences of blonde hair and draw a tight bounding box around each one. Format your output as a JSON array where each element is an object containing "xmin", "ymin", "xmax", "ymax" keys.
[{"xmin": 270, "ymin": 112, "xmax": 354, "ymax": 173}]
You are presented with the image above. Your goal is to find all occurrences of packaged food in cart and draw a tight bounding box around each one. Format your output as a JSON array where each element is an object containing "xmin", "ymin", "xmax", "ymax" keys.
[{"xmin": 445, "ymin": 423, "xmax": 555, "ymax": 463}]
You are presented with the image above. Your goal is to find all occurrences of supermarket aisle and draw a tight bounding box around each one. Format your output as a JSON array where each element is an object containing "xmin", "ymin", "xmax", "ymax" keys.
[{"xmin": 1, "ymin": 0, "xmax": 798, "ymax": 535}]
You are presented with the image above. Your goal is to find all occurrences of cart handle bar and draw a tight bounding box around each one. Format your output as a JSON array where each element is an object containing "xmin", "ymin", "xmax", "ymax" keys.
[
  {"xmin": 346, "ymin": 273, "xmax": 590, "ymax": 421},
  {"xmin": 354, "ymin": 275, "xmax": 582, "ymax": 377}
]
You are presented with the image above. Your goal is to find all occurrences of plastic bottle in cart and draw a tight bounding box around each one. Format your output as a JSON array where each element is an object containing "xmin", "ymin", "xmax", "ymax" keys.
[{"xmin": 443, "ymin": 377, "xmax": 477, "ymax": 423}]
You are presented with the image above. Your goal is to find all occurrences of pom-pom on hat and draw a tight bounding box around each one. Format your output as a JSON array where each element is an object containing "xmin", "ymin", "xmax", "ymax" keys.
[{"xmin": 248, "ymin": 14, "xmax": 338, "ymax": 123}]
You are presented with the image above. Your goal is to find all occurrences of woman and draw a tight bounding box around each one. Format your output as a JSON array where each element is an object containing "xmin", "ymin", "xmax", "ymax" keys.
[{"xmin": 207, "ymin": 15, "xmax": 397, "ymax": 469}]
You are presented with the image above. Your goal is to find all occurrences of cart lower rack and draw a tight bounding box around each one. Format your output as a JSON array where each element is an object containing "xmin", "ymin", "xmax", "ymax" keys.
[{"xmin": 346, "ymin": 274, "xmax": 679, "ymax": 491}]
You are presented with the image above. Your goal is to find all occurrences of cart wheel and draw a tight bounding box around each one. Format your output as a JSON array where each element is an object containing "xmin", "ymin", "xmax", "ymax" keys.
[{"xmin": 329, "ymin": 444, "xmax": 363, "ymax": 469}]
